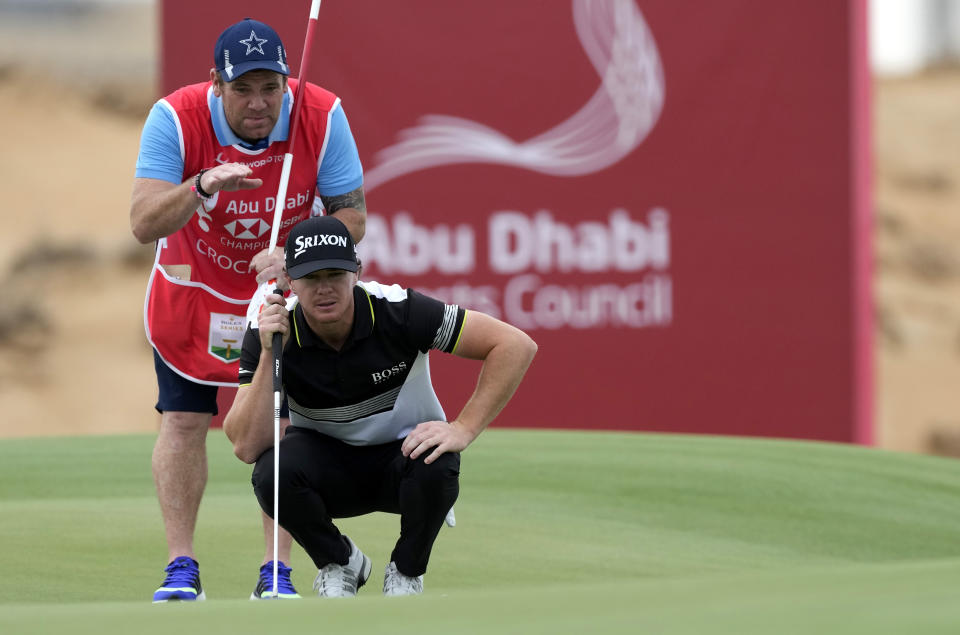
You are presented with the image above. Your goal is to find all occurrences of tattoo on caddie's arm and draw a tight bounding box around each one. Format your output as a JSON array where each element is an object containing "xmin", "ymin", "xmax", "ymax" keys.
[{"xmin": 320, "ymin": 186, "xmax": 366, "ymax": 215}]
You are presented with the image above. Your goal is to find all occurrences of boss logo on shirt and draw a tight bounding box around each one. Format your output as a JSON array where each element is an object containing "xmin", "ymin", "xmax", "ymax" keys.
[{"xmin": 372, "ymin": 362, "xmax": 408, "ymax": 384}]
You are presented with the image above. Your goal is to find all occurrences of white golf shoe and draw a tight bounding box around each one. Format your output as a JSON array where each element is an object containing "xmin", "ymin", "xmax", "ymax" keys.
[
  {"xmin": 313, "ymin": 537, "xmax": 372, "ymax": 597},
  {"xmin": 382, "ymin": 561, "xmax": 424, "ymax": 596}
]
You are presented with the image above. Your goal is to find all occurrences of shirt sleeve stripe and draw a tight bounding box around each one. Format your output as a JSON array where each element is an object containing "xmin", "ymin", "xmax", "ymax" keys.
[{"xmin": 432, "ymin": 304, "xmax": 464, "ymax": 352}]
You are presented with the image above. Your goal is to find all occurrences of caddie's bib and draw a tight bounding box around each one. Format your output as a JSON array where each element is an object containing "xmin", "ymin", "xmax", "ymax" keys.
[{"xmin": 144, "ymin": 80, "xmax": 338, "ymax": 385}]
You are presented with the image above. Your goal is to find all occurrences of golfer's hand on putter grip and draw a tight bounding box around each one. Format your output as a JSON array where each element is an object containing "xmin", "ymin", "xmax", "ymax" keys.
[
  {"xmin": 252, "ymin": 249, "xmax": 288, "ymax": 290},
  {"xmin": 401, "ymin": 420, "xmax": 474, "ymax": 464},
  {"xmin": 258, "ymin": 291, "xmax": 290, "ymax": 351},
  {"xmin": 198, "ymin": 162, "xmax": 263, "ymax": 195}
]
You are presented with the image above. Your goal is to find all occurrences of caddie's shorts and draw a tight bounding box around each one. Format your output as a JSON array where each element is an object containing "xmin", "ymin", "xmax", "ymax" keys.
[{"xmin": 153, "ymin": 348, "xmax": 289, "ymax": 417}]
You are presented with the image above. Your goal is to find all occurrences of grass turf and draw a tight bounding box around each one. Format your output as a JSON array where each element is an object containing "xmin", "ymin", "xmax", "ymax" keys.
[{"xmin": 1, "ymin": 428, "xmax": 960, "ymax": 633}]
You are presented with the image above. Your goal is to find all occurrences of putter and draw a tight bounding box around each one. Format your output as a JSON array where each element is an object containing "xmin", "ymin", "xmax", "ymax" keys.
[{"xmin": 271, "ymin": 295, "xmax": 283, "ymax": 598}]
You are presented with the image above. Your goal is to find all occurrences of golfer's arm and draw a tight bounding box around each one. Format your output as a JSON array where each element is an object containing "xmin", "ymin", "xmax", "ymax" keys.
[
  {"xmin": 320, "ymin": 186, "xmax": 367, "ymax": 243},
  {"xmin": 130, "ymin": 177, "xmax": 202, "ymax": 243},
  {"xmin": 223, "ymin": 352, "xmax": 276, "ymax": 464},
  {"xmin": 451, "ymin": 312, "xmax": 537, "ymax": 441}
]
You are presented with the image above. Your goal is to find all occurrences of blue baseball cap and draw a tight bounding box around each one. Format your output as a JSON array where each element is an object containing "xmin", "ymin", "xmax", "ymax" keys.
[{"xmin": 214, "ymin": 18, "xmax": 290, "ymax": 81}]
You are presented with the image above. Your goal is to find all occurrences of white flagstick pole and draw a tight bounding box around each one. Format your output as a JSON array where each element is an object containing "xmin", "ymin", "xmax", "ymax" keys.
[
  {"xmin": 266, "ymin": 0, "xmax": 323, "ymax": 258},
  {"xmin": 266, "ymin": 0, "xmax": 323, "ymax": 599}
]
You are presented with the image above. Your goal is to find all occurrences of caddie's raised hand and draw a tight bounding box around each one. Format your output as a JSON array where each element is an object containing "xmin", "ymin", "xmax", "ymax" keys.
[
  {"xmin": 257, "ymin": 291, "xmax": 290, "ymax": 351},
  {"xmin": 252, "ymin": 248, "xmax": 288, "ymax": 290},
  {"xmin": 198, "ymin": 162, "xmax": 263, "ymax": 194},
  {"xmin": 401, "ymin": 420, "xmax": 475, "ymax": 464}
]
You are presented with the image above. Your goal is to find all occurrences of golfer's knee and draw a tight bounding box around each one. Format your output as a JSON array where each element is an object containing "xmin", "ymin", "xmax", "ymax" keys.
[
  {"xmin": 252, "ymin": 450, "xmax": 304, "ymax": 500},
  {"xmin": 251, "ymin": 449, "xmax": 275, "ymax": 498},
  {"xmin": 412, "ymin": 453, "xmax": 460, "ymax": 493}
]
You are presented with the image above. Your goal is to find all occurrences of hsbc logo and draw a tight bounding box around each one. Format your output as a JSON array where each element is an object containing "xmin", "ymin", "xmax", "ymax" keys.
[{"xmin": 225, "ymin": 218, "xmax": 270, "ymax": 239}]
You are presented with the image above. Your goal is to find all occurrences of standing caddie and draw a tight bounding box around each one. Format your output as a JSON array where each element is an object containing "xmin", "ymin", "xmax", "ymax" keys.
[
  {"xmin": 223, "ymin": 215, "xmax": 537, "ymax": 597},
  {"xmin": 130, "ymin": 17, "xmax": 367, "ymax": 602}
]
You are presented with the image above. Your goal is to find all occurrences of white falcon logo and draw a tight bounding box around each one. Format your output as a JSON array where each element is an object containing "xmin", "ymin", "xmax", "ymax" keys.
[
  {"xmin": 364, "ymin": 0, "xmax": 664, "ymax": 191},
  {"xmin": 239, "ymin": 30, "xmax": 268, "ymax": 55}
]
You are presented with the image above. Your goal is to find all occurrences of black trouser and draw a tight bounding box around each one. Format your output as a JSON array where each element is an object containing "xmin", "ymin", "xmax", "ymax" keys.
[{"xmin": 252, "ymin": 426, "xmax": 460, "ymax": 577}]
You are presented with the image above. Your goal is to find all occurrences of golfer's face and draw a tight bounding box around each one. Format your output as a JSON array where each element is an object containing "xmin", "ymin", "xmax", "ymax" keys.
[
  {"xmin": 217, "ymin": 70, "xmax": 286, "ymax": 142},
  {"xmin": 292, "ymin": 269, "xmax": 357, "ymax": 325}
]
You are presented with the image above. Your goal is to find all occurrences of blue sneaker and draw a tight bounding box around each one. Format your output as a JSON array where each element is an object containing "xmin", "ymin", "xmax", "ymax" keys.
[
  {"xmin": 250, "ymin": 561, "xmax": 301, "ymax": 599},
  {"xmin": 153, "ymin": 557, "xmax": 205, "ymax": 603}
]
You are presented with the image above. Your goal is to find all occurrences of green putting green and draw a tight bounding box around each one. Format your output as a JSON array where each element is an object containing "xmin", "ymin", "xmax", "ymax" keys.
[{"xmin": 1, "ymin": 429, "xmax": 959, "ymax": 634}]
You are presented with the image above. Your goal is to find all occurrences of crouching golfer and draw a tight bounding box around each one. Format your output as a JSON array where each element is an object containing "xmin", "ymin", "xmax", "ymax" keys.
[{"xmin": 223, "ymin": 215, "xmax": 537, "ymax": 597}]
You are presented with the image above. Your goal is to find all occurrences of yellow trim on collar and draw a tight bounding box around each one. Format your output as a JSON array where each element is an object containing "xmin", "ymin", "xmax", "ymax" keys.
[
  {"xmin": 362, "ymin": 286, "xmax": 375, "ymax": 326},
  {"xmin": 292, "ymin": 300, "xmax": 303, "ymax": 348}
]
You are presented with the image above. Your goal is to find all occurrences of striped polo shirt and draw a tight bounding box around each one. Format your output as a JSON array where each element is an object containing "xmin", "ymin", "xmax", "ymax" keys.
[{"xmin": 238, "ymin": 280, "xmax": 466, "ymax": 445}]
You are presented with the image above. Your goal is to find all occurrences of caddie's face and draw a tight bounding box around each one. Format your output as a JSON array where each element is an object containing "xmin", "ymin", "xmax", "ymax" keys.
[
  {"xmin": 213, "ymin": 69, "xmax": 287, "ymax": 143},
  {"xmin": 290, "ymin": 269, "xmax": 358, "ymax": 327}
]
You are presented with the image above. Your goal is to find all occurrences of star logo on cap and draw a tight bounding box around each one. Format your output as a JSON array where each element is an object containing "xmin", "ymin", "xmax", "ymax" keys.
[{"xmin": 239, "ymin": 30, "xmax": 268, "ymax": 55}]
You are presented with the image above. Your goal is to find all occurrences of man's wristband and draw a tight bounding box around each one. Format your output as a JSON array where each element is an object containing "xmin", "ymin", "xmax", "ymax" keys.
[{"xmin": 192, "ymin": 169, "xmax": 213, "ymax": 199}]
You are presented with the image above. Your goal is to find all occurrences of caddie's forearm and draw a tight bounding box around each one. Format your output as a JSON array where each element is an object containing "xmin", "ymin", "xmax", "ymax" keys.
[
  {"xmin": 454, "ymin": 337, "xmax": 537, "ymax": 440},
  {"xmin": 223, "ymin": 351, "xmax": 277, "ymax": 463},
  {"xmin": 130, "ymin": 177, "xmax": 205, "ymax": 244},
  {"xmin": 327, "ymin": 207, "xmax": 366, "ymax": 243}
]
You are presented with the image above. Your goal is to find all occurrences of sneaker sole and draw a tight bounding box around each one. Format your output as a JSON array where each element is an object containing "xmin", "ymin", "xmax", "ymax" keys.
[
  {"xmin": 153, "ymin": 591, "xmax": 207, "ymax": 603},
  {"xmin": 250, "ymin": 592, "xmax": 302, "ymax": 600}
]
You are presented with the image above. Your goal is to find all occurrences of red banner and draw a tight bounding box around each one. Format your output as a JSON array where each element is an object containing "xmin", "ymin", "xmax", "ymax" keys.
[{"xmin": 164, "ymin": 0, "xmax": 872, "ymax": 443}]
